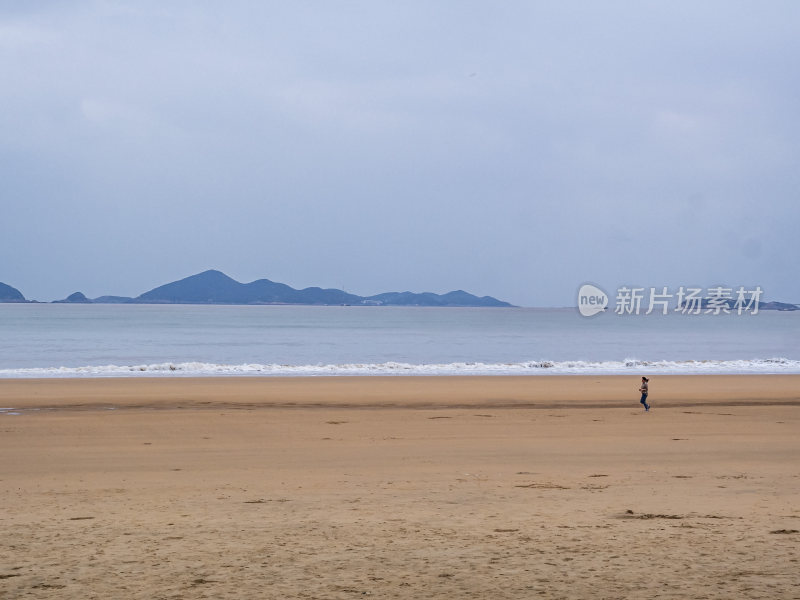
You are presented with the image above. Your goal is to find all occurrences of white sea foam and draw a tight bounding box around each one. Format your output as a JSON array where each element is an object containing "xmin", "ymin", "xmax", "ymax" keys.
[{"xmin": 0, "ymin": 357, "xmax": 798, "ymax": 378}]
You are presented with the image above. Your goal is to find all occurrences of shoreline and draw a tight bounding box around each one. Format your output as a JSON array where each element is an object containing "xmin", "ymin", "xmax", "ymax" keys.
[
  {"xmin": 3, "ymin": 358, "xmax": 799, "ymax": 379},
  {"xmin": 2, "ymin": 373, "xmax": 799, "ymax": 412}
]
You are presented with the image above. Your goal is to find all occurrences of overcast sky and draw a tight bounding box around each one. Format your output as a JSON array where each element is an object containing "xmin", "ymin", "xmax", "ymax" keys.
[{"xmin": 2, "ymin": 1, "xmax": 798, "ymax": 306}]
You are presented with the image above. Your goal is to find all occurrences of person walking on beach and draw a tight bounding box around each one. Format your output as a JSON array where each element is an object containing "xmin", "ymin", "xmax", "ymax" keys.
[{"xmin": 639, "ymin": 377, "xmax": 650, "ymax": 411}]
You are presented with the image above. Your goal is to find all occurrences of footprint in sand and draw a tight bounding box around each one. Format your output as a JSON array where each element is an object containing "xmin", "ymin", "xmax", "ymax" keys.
[
  {"xmin": 515, "ymin": 482, "xmax": 570, "ymax": 490},
  {"xmin": 769, "ymin": 529, "xmax": 799, "ymax": 534}
]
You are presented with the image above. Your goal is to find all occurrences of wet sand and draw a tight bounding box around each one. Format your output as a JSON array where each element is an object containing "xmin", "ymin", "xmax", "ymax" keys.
[{"xmin": 1, "ymin": 375, "xmax": 798, "ymax": 598}]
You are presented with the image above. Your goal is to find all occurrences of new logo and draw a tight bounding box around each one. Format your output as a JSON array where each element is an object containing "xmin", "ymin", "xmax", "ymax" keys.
[{"xmin": 577, "ymin": 283, "xmax": 608, "ymax": 317}]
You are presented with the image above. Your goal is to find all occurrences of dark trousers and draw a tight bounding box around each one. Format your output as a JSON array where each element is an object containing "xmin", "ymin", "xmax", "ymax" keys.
[{"xmin": 640, "ymin": 393, "xmax": 649, "ymax": 409}]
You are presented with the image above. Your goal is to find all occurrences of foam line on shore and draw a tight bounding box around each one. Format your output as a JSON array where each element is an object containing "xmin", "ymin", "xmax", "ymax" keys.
[{"xmin": 1, "ymin": 357, "xmax": 799, "ymax": 378}]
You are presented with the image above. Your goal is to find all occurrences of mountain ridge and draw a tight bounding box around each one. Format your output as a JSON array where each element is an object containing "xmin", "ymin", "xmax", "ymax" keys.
[
  {"xmin": 0, "ymin": 281, "xmax": 26, "ymax": 302},
  {"xmin": 3, "ymin": 271, "xmax": 515, "ymax": 306},
  {"xmin": 128, "ymin": 270, "xmax": 513, "ymax": 307},
  {"xmin": 3, "ymin": 273, "xmax": 799, "ymax": 309}
]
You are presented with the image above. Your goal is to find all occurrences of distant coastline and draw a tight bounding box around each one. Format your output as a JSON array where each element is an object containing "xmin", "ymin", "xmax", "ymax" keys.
[
  {"xmin": 0, "ymin": 270, "xmax": 514, "ymax": 308},
  {"xmin": 2, "ymin": 271, "xmax": 798, "ymax": 309}
]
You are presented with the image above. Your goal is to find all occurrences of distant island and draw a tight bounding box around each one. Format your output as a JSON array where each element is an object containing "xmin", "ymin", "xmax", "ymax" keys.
[
  {"xmin": 2, "ymin": 272, "xmax": 799, "ymax": 309},
  {"xmin": 1, "ymin": 270, "xmax": 514, "ymax": 307},
  {"xmin": 677, "ymin": 297, "xmax": 800, "ymax": 312},
  {"xmin": 0, "ymin": 282, "xmax": 26, "ymax": 302}
]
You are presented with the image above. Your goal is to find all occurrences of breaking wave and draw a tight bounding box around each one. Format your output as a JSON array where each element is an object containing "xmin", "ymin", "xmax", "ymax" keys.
[{"xmin": 1, "ymin": 357, "xmax": 799, "ymax": 378}]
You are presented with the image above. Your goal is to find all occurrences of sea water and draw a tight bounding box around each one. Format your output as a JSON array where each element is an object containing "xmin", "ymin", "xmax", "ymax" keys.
[{"xmin": 0, "ymin": 304, "xmax": 798, "ymax": 377}]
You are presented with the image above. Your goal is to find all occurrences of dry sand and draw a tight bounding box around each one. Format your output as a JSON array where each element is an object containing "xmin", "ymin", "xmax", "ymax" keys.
[{"xmin": 1, "ymin": 375, "xmax": 798, "ymax": 599}]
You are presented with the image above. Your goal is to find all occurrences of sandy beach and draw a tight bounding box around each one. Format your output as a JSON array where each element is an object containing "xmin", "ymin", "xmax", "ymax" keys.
[{"xmin": 1, "ymin": 375, "xmax": 798, "ymax": 599}]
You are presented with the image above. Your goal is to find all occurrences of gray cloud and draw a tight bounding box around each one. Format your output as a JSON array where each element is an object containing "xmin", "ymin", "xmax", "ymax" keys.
[{"xmin": 1, "ymin": 1, "xmax": 798, "ymax": 305}]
